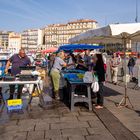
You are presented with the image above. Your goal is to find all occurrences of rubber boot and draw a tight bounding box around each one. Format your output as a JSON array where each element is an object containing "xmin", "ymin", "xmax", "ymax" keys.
[{"xmin": 55, "ymin": 90, "xmax": 60, "ymax": 100}]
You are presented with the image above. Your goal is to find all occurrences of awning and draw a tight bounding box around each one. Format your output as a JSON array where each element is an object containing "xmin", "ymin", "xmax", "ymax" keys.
[
  {"xmin": 42, "ymin": 47, "xmax": 58, "ymax": 53},
  {"xmin": 58, "ymin": 44, "xmax": 104, "ymax": 52}
]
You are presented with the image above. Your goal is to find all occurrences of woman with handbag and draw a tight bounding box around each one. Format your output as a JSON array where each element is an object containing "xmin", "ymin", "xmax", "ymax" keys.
[{"xmin": 94, "ymin": 53, "xmax": 106, "ymax": 109}]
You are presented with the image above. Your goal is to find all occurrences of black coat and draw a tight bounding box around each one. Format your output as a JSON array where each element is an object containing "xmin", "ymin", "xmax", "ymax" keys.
[
  {"xmin": 128, "ymin": 58, "xmax": 135, "ymax": 67},
  {"xmin": 94, "ymin": 63, "xmax": 105, "ymax": 82}
]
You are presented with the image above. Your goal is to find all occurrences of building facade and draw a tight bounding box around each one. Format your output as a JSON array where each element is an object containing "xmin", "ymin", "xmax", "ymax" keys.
[
  {"xmin": 45, "ymin": 19, "xmax": 98, "ymax": 48},
  {"xmin": 8, "ymin": 32, "xmax": 21, "ymax": 53},
  {"xmin": 0, "ymin": 31, "xmax": 13, "ymax": 49},
  {"xmin": 21, "ymin": 29, "xmax": 45, "ymax": 51}
]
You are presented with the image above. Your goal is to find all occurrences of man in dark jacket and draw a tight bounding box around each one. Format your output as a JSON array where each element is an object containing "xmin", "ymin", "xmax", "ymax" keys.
[{"xmin": 127, "ymin": 55, "xmax": 136, "ymax": 78}]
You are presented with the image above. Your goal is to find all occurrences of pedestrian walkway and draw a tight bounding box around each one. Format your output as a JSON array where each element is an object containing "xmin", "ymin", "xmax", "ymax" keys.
[
  {"xmin": 0, "ymin": 101, "xmax": 116, "ymax": 140},
  {"xmin": 0, "ymin": 83, "xmax": 140, "ymax": 140},
  {"xmin": 104, "ymin": 83, "xmax": 140, "ymax": 139}
]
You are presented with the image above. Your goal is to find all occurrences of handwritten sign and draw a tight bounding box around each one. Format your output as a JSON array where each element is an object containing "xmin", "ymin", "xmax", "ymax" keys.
[{"xmin": 7, "ymin": 99, "xmax": 23, "ymax": 111}]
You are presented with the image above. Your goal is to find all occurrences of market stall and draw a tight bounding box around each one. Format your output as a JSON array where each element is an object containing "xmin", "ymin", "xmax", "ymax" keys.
[
  {"xmin": 0, "ymin": 77, "xmax": 44, "ymax": 111},
  {"xmin": 57, "ymin": 44, "xmax": 104, "ymax": 111},
  {"xmin": 69, "ymin": 23, "xmax": 140, "ymax": 108},
  {"xmin": 61, "ymin": 70, "xmax": 90, "ymax": 111},
  {"xmin": 0, "ymin": 66, "xmax": 45, "ymax": 112}
]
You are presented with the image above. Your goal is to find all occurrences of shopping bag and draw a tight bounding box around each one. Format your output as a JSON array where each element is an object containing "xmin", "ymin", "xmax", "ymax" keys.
[
  {"xmin": 83, "ymin": 71, "xmax": 94, "ymax": 83},
  {"xmin": 123, "ymin": 74, "xmax": 131, "ymax": 83},
  {"xmin": 91, "ymin": 81, "xmax": 99, "ymax": 93},
  {"xmin": 91, "ymin": 74, "xmax": 99, "ymax": 93}
]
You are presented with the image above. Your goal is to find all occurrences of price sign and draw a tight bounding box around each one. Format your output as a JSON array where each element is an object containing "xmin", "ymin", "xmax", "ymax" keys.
[{"xmin": 7, "ymin": 99, "xmax": 23, "ymax": 111}]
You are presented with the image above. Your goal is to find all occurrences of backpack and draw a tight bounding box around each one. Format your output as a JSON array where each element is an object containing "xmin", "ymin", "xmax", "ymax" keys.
[{"xmin": 128, "ymin": 58, "xmax": 135, "ymax": 67}]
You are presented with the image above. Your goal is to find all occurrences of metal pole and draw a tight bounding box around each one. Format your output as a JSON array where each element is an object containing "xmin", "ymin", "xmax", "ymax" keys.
[
  {"xmin": 118, "ymin": 37, "xmax": 134, "ymax": 108},
  {"xmin": 135, "ymin": 0, "xmax": 138, "ymax": 52},
  {"xmin": 124, "ymin": 38, "xmax": 128, "ymax": 104},
  {"xmin": 135, "ymin": 0, "xmax": 138, "ymax": 22}
]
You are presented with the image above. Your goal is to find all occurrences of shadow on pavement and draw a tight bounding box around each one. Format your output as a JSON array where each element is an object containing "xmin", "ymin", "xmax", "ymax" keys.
[
  {"xmin": 135, "ymin": 110, "xmax": 140, "ymax": 117},
  {"xmin": 103, "ymin": 85, "xmax": 122, "ymax": 97}
]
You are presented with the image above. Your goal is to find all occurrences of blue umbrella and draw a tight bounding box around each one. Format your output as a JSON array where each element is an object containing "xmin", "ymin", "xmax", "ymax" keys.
[{"xmin": 58, "ymin": 44, "xmax": 104, "ymax": 52}]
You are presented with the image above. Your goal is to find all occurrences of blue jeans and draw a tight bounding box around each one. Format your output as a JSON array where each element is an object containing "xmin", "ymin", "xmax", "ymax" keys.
[{"xmin": 128, "ymin": 66, "xmax": 134, "ymax": 76}]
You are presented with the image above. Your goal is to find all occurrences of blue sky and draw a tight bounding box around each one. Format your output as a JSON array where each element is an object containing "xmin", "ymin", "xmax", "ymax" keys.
[{"xmin": 0, "ymin": 0, "xmax": 139, "ymax": 32}]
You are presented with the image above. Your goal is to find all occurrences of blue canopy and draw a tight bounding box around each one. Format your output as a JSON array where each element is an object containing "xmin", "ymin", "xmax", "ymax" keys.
[{"xmin": 58, "ymin": 44, "xmax": 104, "ymax": 52}]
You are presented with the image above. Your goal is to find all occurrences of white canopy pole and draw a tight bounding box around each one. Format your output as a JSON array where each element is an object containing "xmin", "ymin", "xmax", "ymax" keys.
[{"xmin": 118, "ymin": 36, "xmax": 134, "ymax": 108}]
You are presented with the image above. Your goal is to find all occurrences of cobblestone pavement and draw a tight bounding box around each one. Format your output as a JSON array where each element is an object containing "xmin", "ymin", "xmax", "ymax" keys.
[
  {"xmin": 0, "ymin": 60, "xmax": 140, "ymax": 140},
  {"xmin": 0, "ymin": 98, "xmax": 116, "ymax": 140},
  {"xmin": 0, "ymin": 82, "xmax": 140, "ymax": 140},
  {"xmin": 104, "ymin": 82, "xmax": 140, "ymax": 140}
]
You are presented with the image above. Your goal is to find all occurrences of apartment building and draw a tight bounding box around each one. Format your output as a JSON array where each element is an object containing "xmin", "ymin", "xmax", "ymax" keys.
[
  {"xmin": 8, "ymin": 32, "xmax": 21, "ymax": 53},
  {"xmin": 45, "ymin": 19, "xmax": 98, "ymax": 48},
  {"xmin": 0, "ymin": 31, "xmax": 13, "ymax": 49},
  {"xmin": 21, "ymin": 29, "xmax": 45, "ymax": 51}
]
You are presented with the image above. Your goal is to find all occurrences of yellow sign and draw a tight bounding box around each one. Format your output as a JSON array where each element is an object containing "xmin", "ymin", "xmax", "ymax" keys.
[{"xmin": 7, "ymin": 99, "xmax": 22, "ymax": 106}]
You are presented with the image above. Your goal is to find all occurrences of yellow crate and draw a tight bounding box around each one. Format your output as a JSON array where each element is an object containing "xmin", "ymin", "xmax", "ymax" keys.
[{"xmin": 7, "ymin": 99, "xmax": 22, "ymax": 106}]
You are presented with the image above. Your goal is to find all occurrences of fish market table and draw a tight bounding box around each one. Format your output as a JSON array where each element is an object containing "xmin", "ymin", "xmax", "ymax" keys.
[
  {"xmin": 67, "ymin": 80, "xmax": 92, "ymax": 111},
  {"xmin": 0, "ymin": 77, "xmax": 45, "ymax": 110},
  {"xmin": 61, "ymin": 71, "xmax": 92, "ymax": 111}
]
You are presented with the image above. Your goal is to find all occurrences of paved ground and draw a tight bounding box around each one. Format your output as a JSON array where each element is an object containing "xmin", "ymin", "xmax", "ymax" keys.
[
  {"xmin": 0, "ymin": 81, "xmax": 140, "ymax": 140},
  {"xmin": 0, "ymin": 98, "xmax": 116, "ymax": 140},
  {"xmin": 0, "ymin": 60, "xmax": 140, "ymax": 140},
  {"xmin": 104, "ymin": 83, "xmax": 140, "ymax": 140}
]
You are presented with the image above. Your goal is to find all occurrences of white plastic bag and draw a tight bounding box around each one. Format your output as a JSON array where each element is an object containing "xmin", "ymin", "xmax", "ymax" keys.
[
  {"xmin": 123, "ymin": 74, "xmax": 131, "ymax": 83},
  {"xmin": 83, "ymin": 71, "xmax": 94, "ymax": 83},
  {"xmin": 91, "ymin": 81, "xmax": 99, "ymax": 93}
]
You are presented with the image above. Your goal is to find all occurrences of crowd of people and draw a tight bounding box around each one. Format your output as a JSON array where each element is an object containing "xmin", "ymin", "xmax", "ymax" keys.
[
  {"xmin": 110, "ymin": 52, "xmax": 137, "ymax": 85},
  {"xmin": 48, "ymin": 50, "xmax": 106, "ymax": 109},
  {"xmin": 1, "ymin": 48, "xmax": 138, "ymax": 110}
]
